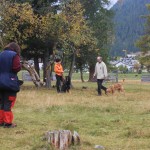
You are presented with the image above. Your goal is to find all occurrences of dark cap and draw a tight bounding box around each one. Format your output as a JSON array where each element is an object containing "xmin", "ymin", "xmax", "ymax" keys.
[{"xmin": 55, "ymin": 57, "xmax": 61, "ymax": 62}]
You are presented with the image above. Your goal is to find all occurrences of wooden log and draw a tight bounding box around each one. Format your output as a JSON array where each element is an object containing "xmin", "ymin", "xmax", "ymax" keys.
[
  {"xmin": 22, "ymin": 61, "xmax": 43, "ymax": 87},
  {"xmin": 54, "ymin": 130, "xmax": 60, "ymax": 148},
  {"xmin": 65, "ymin": 130, "xmax": 72, "ymax": 146},
  {"xmin": 43, "ymin": 130, "xmax": 80, "ymax": 149},
  {"xmin": 44, "ymin": 131, "xmax": 51, "ymax": 144},
  {"xmin": 50, "ymin": 132, "xmax": 55, "ymax": 146},
  {"xmin": 59, "ymin": 130, "xmax": 66, "ymax": 150},
  {"xmin": 73, "ymin": 131, "xmax": 80, "ymax": 145}
]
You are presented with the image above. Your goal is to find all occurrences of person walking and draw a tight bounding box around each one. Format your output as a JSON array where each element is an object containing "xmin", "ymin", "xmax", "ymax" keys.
[
  {"xmin": 0, "ymin": 42, "xmax": 21, "ymax": 128},
  {"xmin": 93, "ymin": 56, "xmax": 108, "ymax": 96},
  {"xmin": 54, "ymin": 58, "xmax": 64, "ymax": 93}
]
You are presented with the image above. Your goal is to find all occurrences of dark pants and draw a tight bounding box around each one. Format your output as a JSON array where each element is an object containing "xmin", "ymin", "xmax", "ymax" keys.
[
  {"xmin": 0, "ymin": 90, "xmax": 17, "ymax": 125},
  {"xmin": 97, "ymin": 79, "xmax": 107, "ymax": 95},
  {"xmin": 56, "ymin": 75, "xmax": 63, "ymax": 93}
]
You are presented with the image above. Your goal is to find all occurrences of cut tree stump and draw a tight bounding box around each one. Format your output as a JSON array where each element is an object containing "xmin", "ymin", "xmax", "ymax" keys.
[{"xmin": 43, "ymin": 130, "xmax": 80, "ymax": 150}]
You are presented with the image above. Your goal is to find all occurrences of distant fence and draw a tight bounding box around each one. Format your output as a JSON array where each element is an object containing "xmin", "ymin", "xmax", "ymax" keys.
[
  {"xmin": 22, "ymin": 72, "xmax": 56, "ymax": 81},
  {"xmin": 105, "ymin": 73, "xmax": 118, "ymax": 83},
  {"xmin": 141, "ymin": 74, "xmax": 150, "ymax": 82},
  {"xmin": 92, "ymin": 72, "xmax": 118, "ymax": 83},
  {"xmin": 22, "ymin": 72, "xmax": 32, "ymax": 81}
]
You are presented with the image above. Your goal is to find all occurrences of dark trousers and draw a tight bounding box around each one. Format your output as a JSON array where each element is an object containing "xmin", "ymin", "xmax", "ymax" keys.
[
  {"xmin": 56, "ymin": 75, "xmax": 63, "ymax": 93},
  {"xmin": 0, "ymin": 90, "xmax": 17, "ymax": 124},
  {"xmin": 97, "ymin": 79, "xmax": 107, "ymax": 95}
]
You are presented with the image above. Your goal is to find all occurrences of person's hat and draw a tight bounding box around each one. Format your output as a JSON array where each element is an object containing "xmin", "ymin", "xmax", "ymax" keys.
[{"xmin": 55, "ymin": 57, "xmax": 61, "ymax": 62}]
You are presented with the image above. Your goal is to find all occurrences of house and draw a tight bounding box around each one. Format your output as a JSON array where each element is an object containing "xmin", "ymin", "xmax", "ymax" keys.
[{"xmin": 110, "ymin": 54, "xmax": 140, "ymax": 72}]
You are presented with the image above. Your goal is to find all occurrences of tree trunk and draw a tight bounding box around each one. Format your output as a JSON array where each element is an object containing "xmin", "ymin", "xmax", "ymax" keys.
[
  {"xmin": 68, "ymin": 52, "xmax": 76, "ymax": 88},
  {"xmin": 50, "ymin": 63, "xmax": 53, "ymax": 80},
  {"xmin": 34, "ymin": 57, "xmax": 40, "ymax": 77},
  {"xmin": 80, "ymin": 67, "xmax": 84, "ymax": 82},
  {"xmin": 43, "ymin": 57, "xmax": 47, "ymax": 83},
  {"xmin": 22, "ymin": 61, "xmax": 42, "ymax": 87},
  {"xmin": 46, "ymin": 61, "xmax": 51, "ymax": 89},
  {"xmin": 89, "ymin": 65, "xmax": 95, "ymax": 82},
  {"xmin": 43, "ymin": 49, "xmax": 51, "ymax": 88},
  {"xmin": 69, "ymin": 52, "xmax": 75, "ymax": 79}
]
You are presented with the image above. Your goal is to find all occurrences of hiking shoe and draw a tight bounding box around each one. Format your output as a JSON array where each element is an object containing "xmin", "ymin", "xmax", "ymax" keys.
[{"xmin": 4, "ymin": 123, "xmax": 17, "ymax": 128}]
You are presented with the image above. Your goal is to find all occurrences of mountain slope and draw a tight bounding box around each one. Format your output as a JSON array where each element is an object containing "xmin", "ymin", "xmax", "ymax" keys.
[{"xmin": 111, "ymin": 0, "xmax": 149, "ymax": 56}]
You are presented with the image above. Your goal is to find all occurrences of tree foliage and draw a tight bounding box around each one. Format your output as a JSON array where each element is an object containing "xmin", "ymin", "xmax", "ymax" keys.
[
  {"xmin": 136, "ymin": 4, "xmax": 150, "ymax": 72},
  {"xmin": 58, "ymin": 0, "xmax": 97, "ymax": 79},
  {"xmin": 78, "ymin": 0, "xmax": 113, "ymax": 81},
  {"xmin": 0, "ymin": 2, "xmax": 37, "ymax": 47},
  {"xmin": 80, "ymin": 0, "xmax": 113, "ymax": 61},
  {"xmin": 0, "ymin": 0, "xmax": 114, "ymax": 84}
]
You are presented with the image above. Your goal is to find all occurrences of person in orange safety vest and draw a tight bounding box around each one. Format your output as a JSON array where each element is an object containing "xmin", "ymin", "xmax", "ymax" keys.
[{"xmin": 54, "ymin": 58, "xmax": 64, "ymax": 93}]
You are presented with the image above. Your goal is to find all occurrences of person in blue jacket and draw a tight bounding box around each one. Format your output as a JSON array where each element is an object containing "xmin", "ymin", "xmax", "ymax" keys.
[{"xmin": 0, "ymin": 42, "xmax": 21, "ymax": 128}]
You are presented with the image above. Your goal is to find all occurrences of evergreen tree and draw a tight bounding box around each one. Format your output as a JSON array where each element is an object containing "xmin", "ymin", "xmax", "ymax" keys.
[
  {"xmin": 111, "ymin": 0, "xmax": 149, "ymax": 56},
  {"xmin": 136, "ymin": 4, "xmax": 150, "ymax": 72},
  {"xmin": 80, "ymin": 0, "xmax": 113, "ymax": 81}
]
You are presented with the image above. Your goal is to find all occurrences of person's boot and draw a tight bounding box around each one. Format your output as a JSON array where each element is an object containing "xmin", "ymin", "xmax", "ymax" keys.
[
  {"xmin": 98, "ymin": 92, "xmax": 102, "ymax": 96},
  {"xmin": 3, "ymin": 111, "xmax": 16, "ymax": 128},
  {"xmin": 4, "ymin": 123, "xmax": 17, "ymax": 128}
]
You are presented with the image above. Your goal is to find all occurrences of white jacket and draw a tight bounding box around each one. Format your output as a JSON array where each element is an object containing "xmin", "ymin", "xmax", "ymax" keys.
[{"xmin": 94, "ymin": 61, "xmax": 108, "ymax": 79}]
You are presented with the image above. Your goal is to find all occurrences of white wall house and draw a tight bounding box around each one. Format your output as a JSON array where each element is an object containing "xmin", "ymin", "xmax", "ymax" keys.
[{"xmin": 110, "ymin": 55, "xmax": 140, "ymax": 71}]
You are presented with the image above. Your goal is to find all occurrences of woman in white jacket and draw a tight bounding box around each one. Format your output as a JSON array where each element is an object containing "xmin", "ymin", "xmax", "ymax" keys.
[{"xmin": 93, "ymin": 56, "xmax": 107, "ymax": 96}]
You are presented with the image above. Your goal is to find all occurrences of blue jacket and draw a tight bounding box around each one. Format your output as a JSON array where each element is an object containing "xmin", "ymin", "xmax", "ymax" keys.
[{"xmin": 0, "ymin": 50, "xmax": 20, "ymax": 92}]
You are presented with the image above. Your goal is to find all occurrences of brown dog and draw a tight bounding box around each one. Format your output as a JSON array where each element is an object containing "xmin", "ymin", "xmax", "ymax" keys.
[
  {"xmin": 106, "ymin": 85, "xmax": 115, "ymax": 94},
  {"xmin": 106, "ymin": 83, "xmax": 124, "ymax": 95}
]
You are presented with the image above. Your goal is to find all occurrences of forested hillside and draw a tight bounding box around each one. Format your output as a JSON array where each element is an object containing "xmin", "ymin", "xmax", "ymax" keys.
[{"xmin": 111, "ymin": 0, "xmax": 149, "ymax": 56}]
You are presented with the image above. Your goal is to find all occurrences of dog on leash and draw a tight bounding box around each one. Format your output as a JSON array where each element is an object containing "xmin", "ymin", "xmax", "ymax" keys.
[
  {"xmin": 61, "ymin": 76, "xmax": 71, "ymax": 93},
  {"xmin": 106, "ymin": 83, "xmax": 124, "ymax": 95}
]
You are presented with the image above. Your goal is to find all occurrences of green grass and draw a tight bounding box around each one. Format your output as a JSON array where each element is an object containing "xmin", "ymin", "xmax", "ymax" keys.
[{"xmin": 0, "ymin": 80, "xmax": 150, "ymax": 150}]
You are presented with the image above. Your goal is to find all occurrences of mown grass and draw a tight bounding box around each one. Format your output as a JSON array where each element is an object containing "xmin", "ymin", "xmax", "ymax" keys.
[{"xmin": 0, "ymin": 80, "xmax": 150, "ymax": 150}]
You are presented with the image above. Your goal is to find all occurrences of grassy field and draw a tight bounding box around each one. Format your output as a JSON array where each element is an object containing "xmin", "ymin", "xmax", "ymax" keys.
[{"xmin": 0, "ymin": 79, "xmax": 150, "ymax": 150}]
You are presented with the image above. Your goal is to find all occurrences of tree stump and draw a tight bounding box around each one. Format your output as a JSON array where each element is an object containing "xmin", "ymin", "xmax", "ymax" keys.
[{"xmin": 43, "ymin": 130, "xmax": 80, "ymax": 150}]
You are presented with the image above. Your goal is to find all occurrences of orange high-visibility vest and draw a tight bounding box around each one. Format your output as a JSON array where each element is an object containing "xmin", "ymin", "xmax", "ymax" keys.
[{"xmin": 54, "ymin": 63, "xmax": 63, "ymax": 76}]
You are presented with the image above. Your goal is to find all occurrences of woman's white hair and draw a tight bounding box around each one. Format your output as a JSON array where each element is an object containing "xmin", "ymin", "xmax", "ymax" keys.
[{"xmin": 97, "ymin": 56, "xmax": 102, "ymax": 60}]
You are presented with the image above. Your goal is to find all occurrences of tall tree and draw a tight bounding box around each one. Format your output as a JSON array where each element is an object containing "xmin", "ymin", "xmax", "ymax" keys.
[
  {"xmin": 0, "ymin": 1, "xmax": 61, "ymax": 87},
  {"xmin": 0, "ymin": 2, "xmax": 37, "ymax": 46},
  {"xmin": 79, "ymin": 0, "xmax": 113, "ymax": 81},
  {"xmin": 59, "ymin": 0, "xmax": 96, "ymax": 80},
  {"xmin": 136, "ymin": 4, "xmax": 150, "ymax": 72}
]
